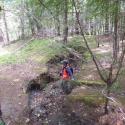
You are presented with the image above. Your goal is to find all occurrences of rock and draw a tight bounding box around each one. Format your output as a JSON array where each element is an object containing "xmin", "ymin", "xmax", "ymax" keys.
[
  {"xmin": 18, "ymin": 94, "xmax": 21, "ymax": 97},
  {"xmin": 25, "ymin": 118, "xmax": 30, "ymax": 123},
  {"xmin": 18, "ymin": 102, "xmax": 21, "ymax": 105},
  {"xmin": 22, "ymin": 88, "xmax": 26, "ymax": 94},
  {"xmin": 45, "ymin": 119, "xmax": 49, "ymax": 124},
  {"xmin": 10, "ymin": 82, "xmax": 14, "ymax": 86},
  {"xmin": 13, "ymin": 79, "xmax": 20, "ymax": 82},
  {"xmin": 37, "ymin": 114, "xmax": 40, "ymax": 118},
  {"xmin": 48, "ymin": 103, "xmax": 52, "ymax": 106}
]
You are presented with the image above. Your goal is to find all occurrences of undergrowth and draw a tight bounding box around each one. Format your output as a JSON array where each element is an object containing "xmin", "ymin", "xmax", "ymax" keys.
[
  {"xmin": 0, "ymin": 39, "xmax": 66, "ymax": 64},
  {"xmin": 0, "ymin": 36, "xmax": 96, "ymax": 65}
]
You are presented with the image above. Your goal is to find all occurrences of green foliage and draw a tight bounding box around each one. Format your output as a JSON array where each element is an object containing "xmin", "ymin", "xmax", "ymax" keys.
[
  {"xmin": 68, "ymin": 92, "xmax": 105, "ymax": 107},
  {"xmin": 0, "ymin": 39, "xmax": 67, "ymax": 65},
  {"xmin": 111, "ymin": 81, "xmax": 122, "ymax": 92},
  {"xmin": 86, "ymin": 0, "xmax": 120, "ymax": 19},
  {"xmin": 0, "ymin": 120, "xmax": 5, "ymax": 125},
  {"xmin": 68, "ymin": 36, "xmax": 84, "ymax": 46},
  {"xmin": 0, "ymin": 54, "xmax": 17, "ymax": 64},
  {"xmin": 84, "ymin": 51, "xmax": 91, "ymax": 61},
  {"xmin": 77, "ymin": 80, "xmax": 105, "ymax": 86},
  {"xmin": 68, "ymin": 36, "xmax": 96, "ymax": 50},
  {"xmin": 18, "ymin": 39, "xmax": 66, "ymax": 63}
]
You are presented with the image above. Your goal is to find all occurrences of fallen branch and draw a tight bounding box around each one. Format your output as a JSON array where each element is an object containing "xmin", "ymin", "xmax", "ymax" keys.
[
  {"xmin": 102, "ymin": 88, "xmax": 125, "ymax": 121},
  {"xmin": 63, "ymin": 46, "xmax": 83, "ymax": 60}
]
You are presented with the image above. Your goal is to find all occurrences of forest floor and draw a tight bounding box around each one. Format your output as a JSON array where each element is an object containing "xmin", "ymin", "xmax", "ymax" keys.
[{"xmin": 0, "ymin": 37, "xmax": 125, "ymax": 124}]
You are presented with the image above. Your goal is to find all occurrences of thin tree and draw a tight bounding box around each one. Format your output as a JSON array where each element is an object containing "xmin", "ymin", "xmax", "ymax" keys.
[
  {"xmin": 113, "ymin": 0, "xmax": 119, "ymax": 60},
  {"xmin": 3, "ymin": 5, "xmax": 9, "ymax": 45},
  {"xmin": 63, "ymin": 0, "xmax": 68, "ymax": 44}
]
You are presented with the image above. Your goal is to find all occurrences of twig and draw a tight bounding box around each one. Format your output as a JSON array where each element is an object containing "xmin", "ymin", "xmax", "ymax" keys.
[{"xmin": 102, "ymin": 88, "xmax": 125, "ymax": 120}]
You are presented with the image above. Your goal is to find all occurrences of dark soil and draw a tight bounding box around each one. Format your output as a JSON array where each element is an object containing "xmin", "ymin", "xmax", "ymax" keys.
[{"xmin": 26, "ymin": 72, "xmax": 57, "ymax": 92}]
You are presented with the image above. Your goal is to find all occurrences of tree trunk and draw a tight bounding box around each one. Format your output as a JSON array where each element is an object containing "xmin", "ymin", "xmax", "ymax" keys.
[
  {"xmin": 57, "ymin": 25, "xmax": 61, "ymax": 36},
  {"xmin": 75, "ymin": 10, "xmax": 80, "ymax": 35},
  {"xmin": 105, "ymin": 14, "xmax": 109, "ymax": 35},
  {"xmin": 0, "ymin": 29, "xmax": 4, "ymax": 45},
  {"xmin": 63, "ymin": 0, "xmax": 68, "ymax": 44},
  {"xmin": 20, "ymin": 17, "xmax": 25, "ymax": 39},
  {"xmin": 3, "ymin": 7, "xmax": 9, "ymax": 45},
  {"xmin": 30, "ymin": 20, "xmax": 36, "ymax": 36},
  {"xmin": 20, "ymin": 0, "xmax": 25, "ymax": 39},
  {"xmin": 105, "ymin": 1, "xmax": 109, "ymax": 35},
  {"xmin": 55, "ymin": 6, "xmax": 61, "ymax": 36},
  {"xmin": 104, "ymin": 82, "xmax": 112, "ymax": 114},
  {"xmin": 104, "ymin": 89, "xmax": 110, "ymax": 114},
  {"xmin": 56, "ymin": 16, "xmax": 61, "ymax": 36},
  {"xmin": 34, "ymin": 19, "xmax": 41, "ymax": 33},
  {"xmin": 113, "ymin": 0, "xmax": 119, "ymax": 60},
  {"xmin": 71, "ymin": 2, "xmax": 74, "ymax": 36}
]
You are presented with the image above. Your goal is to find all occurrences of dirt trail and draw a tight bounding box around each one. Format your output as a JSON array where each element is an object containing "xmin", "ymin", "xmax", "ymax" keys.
[{"xmin": 0, "ymin": 62, "xmax": 47, "ymax": 124}]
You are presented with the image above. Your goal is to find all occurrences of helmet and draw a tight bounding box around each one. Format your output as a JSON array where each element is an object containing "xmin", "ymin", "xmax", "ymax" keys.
[{"xmin": 61, "ymin": 60, "xmax": 69, "ymax": 66}]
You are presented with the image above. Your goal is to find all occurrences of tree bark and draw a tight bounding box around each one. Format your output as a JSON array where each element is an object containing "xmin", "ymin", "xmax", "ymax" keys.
[
  {"xmin": 20, "ymin": 17, "xmax": 25, "ymax": 39},
  {"xmin": 63, "ymin": 0, "xmax": 68, "ymax": 44},
  {"xmin": 57, "ymin": 24, "xmax": 61, "ymax": 36},
  {"xmin": 104, "ymin": 86, "xmax": 111, "ymax": 114},
  {"xmin": 20, "ymin": 0, "xmax": 25, "ymax": 39},
  {"xmin": 3, "ymin": 7, "xmax": 9, "ymax": 45},
  {"xmin": 34, "ymin": 19, "xmax": 41, "ymax": 33},
  {"xmin": 75, "ymin": 10, "xmax": 80, "ymax": 35},
  {"xmin": 30, "ymin": 20, "xmax": 36, "ymax": 36},
  {"xmin": 105, "ymin": 14, "xmax": 109, "ymax": 35},
  {"xmin": 113, "ymin": 0, "xmax": 119, "ymax": 60}
]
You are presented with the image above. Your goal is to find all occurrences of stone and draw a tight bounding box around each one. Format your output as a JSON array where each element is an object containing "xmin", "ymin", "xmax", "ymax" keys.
[{"xmin": 25, "ymin": 118, "xmax": 30, "ymax": 123}]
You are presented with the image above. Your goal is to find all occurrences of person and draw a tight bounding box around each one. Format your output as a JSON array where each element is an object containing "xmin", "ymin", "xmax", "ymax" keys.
[
  {"xmin": 60, "ymin": 60, "xmax": 74, "ymax": 80},
  {"xmin": 60, "ymin": 60, "xmax": 74, "ymax": 94}
]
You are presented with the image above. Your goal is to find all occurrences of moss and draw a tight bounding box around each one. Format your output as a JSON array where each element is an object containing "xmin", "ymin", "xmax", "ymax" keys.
[
  {"xmin": 84, "ymin": 51, "xmax": 91, "ymax": 61},
  {"xmin": 110, "ymin": 82, "xmax": 122, "ymax": 92},
  {"xmin": 70, "ymin": 80, "xmax": 106, "ymax": 87},
  {"xmin": 0, "ymin": 39, "xmax": 68, "ymax": 65},
  {"xmin": 79, "ymin": 80, "xmax": 105, "ymax": 86},
  {"xmin": 86, "ymin": 36, "xmax": 97, "ymax": 49},
  {"xmin": 0, "ymin": 54, "xmax": 17, "ymax": 64},
  {"xmin": 117, "ymin": 96, "xmax": 125, "ymax": 105},
  {"xmin": 33, "ymin": 67, "xmax": 47, "ymax": 74},
  {"xmin": 68, "ymin": 92, "xmax": 105, "ymax": 107}
]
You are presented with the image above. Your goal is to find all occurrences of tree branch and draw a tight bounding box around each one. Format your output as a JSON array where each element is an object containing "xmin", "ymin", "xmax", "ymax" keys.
[{"xmin": 112, "ymin": 48, "xmax": 125, "ymax": 83}]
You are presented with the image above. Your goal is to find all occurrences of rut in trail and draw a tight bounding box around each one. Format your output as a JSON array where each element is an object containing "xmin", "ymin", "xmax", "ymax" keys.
[
  {"xmin": 27, "ymin": 80, "xmax": 66, "ymax": 125},
  {"xmin": 27, "ymin": 72, "xmax": 59, "ymax": 110}
]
